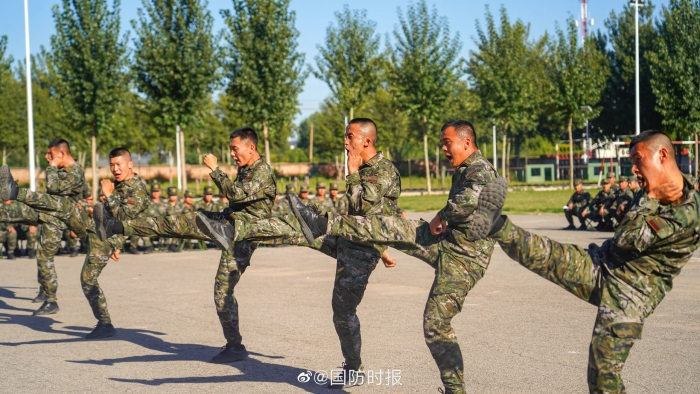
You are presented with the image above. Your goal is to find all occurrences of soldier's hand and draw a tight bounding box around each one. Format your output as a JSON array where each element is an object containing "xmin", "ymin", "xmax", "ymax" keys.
[
  {"xmin": 101, "ymin": 179, "xmax": 115, "ymax": 197},
  {"xmin": 70, "ymin": 231, "xmax": 78, "ymax": 238},
  {"xmin": 29, "ymin": 226, "xmax": 37, "ymax": 233},
  {"xmin": 429, "ymin": 214, "xmax": 446, "ymax": 235},
  {"xmin": 599, "ymin": 207, "xmax": 604, "ymax": 216},
  {"xmin": 649, "ymin": 181, "xmax": 683, "ymax": 204},
  {"xmin": 347, "ymin": 152, "xmax": 363, "ymax": 174},
  {"xmin": 381, "ymin": 251, "xmax": 396, "ymax": 268},
  {"xmin": 401, "ymin": 211, "xmax": 406, "ymax": 218},
  {"xmin": 581, "ymin": 209, "xmax": 587, "ymax": 217},
  {"xmin": 568, "ymin": 203, "xmax": 574, "ymax": 210},
  {"xmin": 111, "ymin": 249, "xmax": 120, "ymax": 261},
  {"xmin": 8, "ymin": 227, "xmax": 16, "ymax": 233},
  {"xmin": 204, "ymin": 154, "xmax": 218, "ymax": 171}
]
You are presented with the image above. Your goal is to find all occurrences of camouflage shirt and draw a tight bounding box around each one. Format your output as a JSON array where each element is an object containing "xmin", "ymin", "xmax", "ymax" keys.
[
  {"xmin": 589, "ymin": 189, "xmax": 614, "ymax": 211},
  {"xmin": 166, "ymin": 200, "xmax": 188, "ymax": 216},
  {"xmin": 214, "ymin": 199, "xmax": 228, "ymax": 212},
  {"xmin": 308, "ymin": 196, "xmax": 336, "ymax": 216},
  {"xmin": 46, "ymin": 163, "xmax": 86, "ymax": 204},
  {"xmin": 194, "ymin": 199, "xmax": 217, "ymax": 212},
  {"xmin": 104, "ymin": 175, "xmax": 151, "ymax": 250},
  {"xmin": 567, "ymin": 190, "xmax": 591, "ymax": 211},
  {"xmin": 437, "ymin": 150, "xmax": 498, "ymax": 268},
  {"xmin": 608, "ymin": 186, "xmax": 635, "ymax": 212},
  {"xmin": 210, "ymin": 158, "xmax": 276, "ymax": 222},
  {"xmin": 346, "ymin": 152, "xmax": 401, "ymax": 217},
  {"xmin": 331, "ymin": 194, "xmax": 349, "ymax": 215},
  {"xmin": 591, "ymin": 176, "xmax": 700, "ymax": 321},
  {"xmin": 271, "ymin": 197, "xmax": 291, "ymax": 217}
]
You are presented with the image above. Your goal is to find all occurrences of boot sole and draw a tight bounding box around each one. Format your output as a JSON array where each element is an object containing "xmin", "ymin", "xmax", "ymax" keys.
[
  {"xmin": 209, "ymin": 351, "xmax": 248, "ymax": 363},
  {"xmin": 288, "ymin": 196, "xmax": 316, "ymax": 244},
  {"xmin": 33, "ymin": 306, "xmax": 60, "ymax": 316},
  {"xmin": 93, "ymin": 203, "xmax": 108, "ymax": 241},
  {"xmin": 195, "ymin": 213, "xmax": 230, "ymax": 251},
  {"xmin": 468, "ymin": 177, "xmax": 508, "ymax": 241}
]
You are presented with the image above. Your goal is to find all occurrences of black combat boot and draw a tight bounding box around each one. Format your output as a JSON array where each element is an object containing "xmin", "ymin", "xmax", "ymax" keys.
[
  {"xmin": 194, "ymin": 213, "xmax": 234, "ymax": 251},
  {"xmin": 27, "ymin": 249, "xmax": 36, "ymax": 259},
  {"xmin": 288, "ymin": 193, "xmax": 328, "ymax": 243},
  {"xmin": 33, "ymin": 301, "xmax": 59, "ymax": 316},
  {"xmin": 0, "ymin": 165, "xmax": 19, "ymax": 201},
  {"xmin": 210, "ymin": 343, "xmax": 248, "ymax": 363},
  {"xmin": 142, "ymin": 245, "xmax": 153, "ymax": 254},
  {"xmin": 7, "ymin": 252, "xmax": 16, "ymax": 260},
  {"xmin": 70, "ymin": 248, "xmax": 80, "ymax": 257},
  {"xmin": 32, "ymin": 291, "xmax": 46, "ymax": 303},
  {"xmin": 86, "ymin": 321, "xmax": 116, "ymax": 339}
]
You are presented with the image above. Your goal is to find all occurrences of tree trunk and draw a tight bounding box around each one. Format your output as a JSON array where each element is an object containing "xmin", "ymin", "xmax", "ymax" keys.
[
  {"xmin": 2, "ymin": 147, "xmax": 6, "ymax": 166},
  {"xmin": 179, "ymin": 125, "xmax": 187, "ymax": 191},
  {"xmin": 168, "ymin": 151, "xmax": 173, "ymax": 185},
  {"xmin": 91, "ymin": 124, "xmax": 98, "ymax": 201},
  {"xmin": 568, "ymin": 116, "xmax": 574, "ymax": 189},
  {"xmin": 262, "ymin": 121, "xmax": 271, "ymax": 165},
  {"xmin": 435, "ymin": 145, "xmax": 439, "ymax": 179},
  {"xmin": 349, "ymin": 107, "xmax": 354, "ymax": 121},
  {"xmin": 309, "ymin": 122, "xmax": 314, "ymax": 163},
  {"xmin": 197, "ymin": 146, "xmax": 202, "ymax": 194},
  {"xmin": 422, "ymin": 117, "xmax": 431, "ymax": 195}
]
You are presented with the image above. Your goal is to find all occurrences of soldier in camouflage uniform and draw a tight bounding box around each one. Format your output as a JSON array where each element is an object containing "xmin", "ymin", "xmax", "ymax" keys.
[
  {"xmin": 584, "ymin": 181, "xmax": 614, "ymax": 231},
  {"xmin": 564, "ymin": 179, "xmax": 591, "ymax": 230},
  {"xmin": 195, "ymin": 186, "xmax": 217, "ymax": 211},
  {"xmin": 62, "ymin": 227, "xmax": 80, "ymax": 257},
  {"xmin": 605, "ymin": 176, "xmax": 634, "ymax": 228},
  {"xmin": 17, "ymin": 224, "xmax": 38, "ymax": 259},
  {"xmin": 165, "ymin": 186, "xmax": 187, "ymax": 252},
  {"xmin": 214, "ymin": 191, "xmax": 229, "ymax": 211},
  {"xmin": 309, "ymin": 182, "xmax": 335, "ymax": 215},
  {"xmin": 271, "ymin": 185, "xmax": 294, "ymax": 217},
  {"xmin": 93, "ymin": 127, "xmax": 276, "ymax": 363},
  {"xmin": 0, "ymin": 139, "xmax": 88, "ymax": 315},
  {"xmin": 329, "ymin": 182, "xmax": 349, "ymax": 215},
  {"xmin": 180, "ymin": 190, "xmax": 197, "ymax": 250},
  {"xmin": 0, "ymin": 221, "xmax": 18, "ymax": 259},
  {"xmin": 628, "ymin": 177, "xmax": 644, "ymax": 203},
  {"xmin": 148, "ymin": 182, "xmax": 168, "ymax": 251},
  {"xmin": 483, "ymin": 130, "xmax": 700, "ymax": 393},
  {"xmin": 289, "ymin": 120, "xmax": 503, "ymax": 394},
  {"xmin": 298, "ymin": 184, "xmax": 310, "ymax": 205}
]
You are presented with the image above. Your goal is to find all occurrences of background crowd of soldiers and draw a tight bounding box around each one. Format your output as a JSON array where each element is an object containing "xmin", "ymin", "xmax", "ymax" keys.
[
  {"xmin": 0, "ymin": 179, "xmax": 351, "ymax": 259},
  {"xmin": 563, "ymin": 172, "xmax": 699, "ymax": 231}
]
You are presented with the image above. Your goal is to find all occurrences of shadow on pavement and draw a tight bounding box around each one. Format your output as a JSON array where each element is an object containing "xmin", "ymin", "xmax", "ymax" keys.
[
  {"xmin": 0, "ymin": 308, "xmax": 343, "ymax": 393},
  {"xmin": 0, "ymin": 287, "xmax": 37, "ymax": 313}
]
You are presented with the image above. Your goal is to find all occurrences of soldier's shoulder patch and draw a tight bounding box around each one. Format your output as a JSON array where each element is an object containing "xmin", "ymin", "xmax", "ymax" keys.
[
  {"xmin": 366, "ymin": 176, "xmax": 378, "ymax": 183},
  {"xmin": 127, "ymin": 198, "xmax": 137, "ymax": 205},
  {"xmin": 646, "ymin": 216, "xmax": 673, "ymax": 239}
]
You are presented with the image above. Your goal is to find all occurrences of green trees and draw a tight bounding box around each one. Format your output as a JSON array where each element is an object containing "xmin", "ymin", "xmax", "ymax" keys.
[
  {"xmin": 388, "ymin": 0, "xmax": 462, "ymax": 193},
  {"xmin": 595, "ymin": 1, "xmax": 661, "ymax": 137},
  {"xmin": 48, "ymin": 0, "xmax": 128, "ymax": 198},
  {"xmin": 312, "ymin": 6, "xmax": 384, "ymax": 121},
  {"xmin": 131, "ymin": 0, "xmax": 219, "ymax": 189},
  {"xmin": 468, "ymin": 6, "xmax": 547, "ymax": 176},
  {"xmin": 221, "ymin": 0, "xmax": 307, "ymax": 165},
  {"xmin": 648, "ymin": 0, "xmax": 700, "ymax": 138},
  {"xmin": 545, "ymin": 19, "xmax": 608, "ymax": 188}
]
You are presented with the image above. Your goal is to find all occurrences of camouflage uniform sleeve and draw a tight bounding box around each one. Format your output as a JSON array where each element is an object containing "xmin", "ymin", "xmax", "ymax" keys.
[
  {"xmin": 105, "ymin": 183, "xmax": 150, "ymax": 221},
  {"xmin": 210, "ymin": 167, "xmax": 274, "ymax": 204},
  {"xmin": 437, "ymin": 162, "xmax": 493, "ymax": 223},
  {"xmin": 612, "ymin": 199, "xmax": 674, "ymax": 253},
  {"xmin": 45, "ymin": 166, "xmax": 82, "ymax": 195},
  {"xmin": 346, "ymin": 165, "xmax": 398, "ymax": 216}
]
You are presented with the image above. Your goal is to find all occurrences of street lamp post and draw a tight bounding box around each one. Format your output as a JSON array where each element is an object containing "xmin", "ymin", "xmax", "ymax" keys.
[
  {"xmin": 580, "ymin": 105, "xmax": 593, "ymax": 164},
  {"xmin": 23, "ymin": 0, "xmax": 36, "ymax": 191},
  {"xmin": 630, "ymin": 0, "xmax": 645, "ymax": 135}
]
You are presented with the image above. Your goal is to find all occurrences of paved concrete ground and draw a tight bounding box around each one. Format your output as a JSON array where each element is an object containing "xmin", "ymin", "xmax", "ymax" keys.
[{"xmin": 1, "ymin": 213, "xmax": 699, "ymax": 393}]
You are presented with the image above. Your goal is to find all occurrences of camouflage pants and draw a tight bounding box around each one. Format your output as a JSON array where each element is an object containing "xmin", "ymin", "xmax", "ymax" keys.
[
  {"xmin": 128, "ymin": 235, "xmax": 152, "ymax": 250},
  {"xmin": 36, "ymin": 221, "xmax": 66, "ymax": 302},
  {"xmin": 18, "ymin": 225, "xmax": 39, "ymax": 251},
  {"xmin": 566, "ymin": 207, "xmax": 586, "ymax": 226},
  {"xmin": 587, "ymin": 209, "xmax": 610, "ymax": 227},
  {"xmin": 122, "ymin": 212, "xmax": 258, "ymax": 344},
  {"xmin": 0, "ymin": 229, "xmax": 18, "ymax": 255},
  {"xmin": 492, "ymin": 216, "xmax": 643, "ymax": 394},
  {"xmin": 16, "ymin": 189, "xmax": 90, "ymax": 239},
  {"xmin": 80, "ymin": 232, "xmax": 113, "ymax": 324},
  {"xmin": 64, "ymin": 228, "xmax": 79, "ymax": 251},
  {"xmin": 236, "ymin": 213, "xmax": 387, "ymax": 368},
  {"xmin": 328, "ymin": 215, "xmax": 491, "ymax": 394}
]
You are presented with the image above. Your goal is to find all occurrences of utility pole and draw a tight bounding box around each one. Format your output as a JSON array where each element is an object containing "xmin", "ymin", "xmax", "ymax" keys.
[
  {"xmin": 309, "ymin": 122, "xmax": 314, "ymax": 163},
  {"xmin": 630, "ymin": 0, "xmax": 645, "ymax": 135},
  {"xmin": 24, "ymin": 0, "xmax": 36, "ymax": 191}
]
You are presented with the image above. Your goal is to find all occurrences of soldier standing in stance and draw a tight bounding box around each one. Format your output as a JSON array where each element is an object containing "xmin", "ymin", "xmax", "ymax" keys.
[
  {"xmin": 288, "ymin": 120, "xmax": 507, "ymax": 394},
  {"xmin": 298, "ymin": 184, "xmax": 310, "ymax": 205},
  {"xmin": 271, "ymin": 185, "xmax": 295, "ymax": 217},
  {"xmin": 165, "ymin": 186, "xmax": 186, "ymax": 252},
  {"xmin": 309, "ymin": 182, "xmax": 335, "ymax": 215},
  {"xmin": 563, "ymin": 179, "xmax": 591, "ymax": 230},
  {"xmin": 91, "ymin": 127, "xmax": 276, "ymax": 363},
  {"xmin": 329, "ymin": 182, "xmax": 349, "ymax": 215}
]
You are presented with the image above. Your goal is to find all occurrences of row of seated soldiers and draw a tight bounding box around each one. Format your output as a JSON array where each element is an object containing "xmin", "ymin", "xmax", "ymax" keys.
[{"xmin": 564, "ymin": 173, "xmax": 645, "ymax": 231}]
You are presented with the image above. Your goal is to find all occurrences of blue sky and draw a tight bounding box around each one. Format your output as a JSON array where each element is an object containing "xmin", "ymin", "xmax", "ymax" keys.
[{"xmin": 1, "ymin": 0, "xmax": 667, "ymax": 124}]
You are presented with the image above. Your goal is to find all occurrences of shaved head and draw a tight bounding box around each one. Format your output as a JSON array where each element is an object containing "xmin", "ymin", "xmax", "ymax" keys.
[
  {"xmin": 348, "ymin": 118, "xmax": 377, "ymax": 144},
  {"xmin": 630, "ymin": 130, "xmax": 675, "ymax": 156},
  {"xmin": 48, "ymin": 138, "xmax": 71, "ymax": 154},
  {"xmin": 441, "ymin": 120, "xmax": 477, "ymax": 146}
]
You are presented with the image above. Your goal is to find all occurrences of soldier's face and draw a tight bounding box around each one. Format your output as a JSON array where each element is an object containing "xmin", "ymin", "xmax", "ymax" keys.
[
  {"xmin": 440, "ymin": 127, "xmax": 473, "ymax": 167},
  {"xmin": 110, "ymin": 154, "xmax": 134, "ymax": 182},
  {"xmin": 630, "ymin": 180, "xmax": 639, "ymax": 190},
  {"xmin": 345, "ymin": 124, "xmax": 369, "ymax": 155},
  {"xmin": 575, "ymin": 184, "xmax": 583, "ymax": 193},
  {"xmin": 169, "ymin": 195, "xmax": 178, "ymax": 203},
  {"xmin": 204, "ymin": 194, "xmax": 213, "ymax": 203},
  {"xmin": 330, "ymin": 189, "xmax": 338, "ymax": 197},
  {"xmin": 152, "ymin": 190, "xmax": 161, "ymax": 199},
  {"xmin": 230, "ymin": 137, "xmax": 256, "ymax": 167},
  {"xmin": 317, "ymin": 188, "xmax": 326, "ymax": 197},
  {"xmin": 603, "ymin": 184, "xmax": 610, "ymax": 192},
  {"xmin": 300, "ymin": 192, "xmax": 308, "ymax": 199},
  {"xmin": 620, "ymin": 181, "xmax": 628, "ymax": 190},
  {"xmin": 630, "ymin": 142, "xmax": 667, "ymax": 192},
  {"xmin": 185, "ymin": 197, "xmax": 194, "ymax": 204}
]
